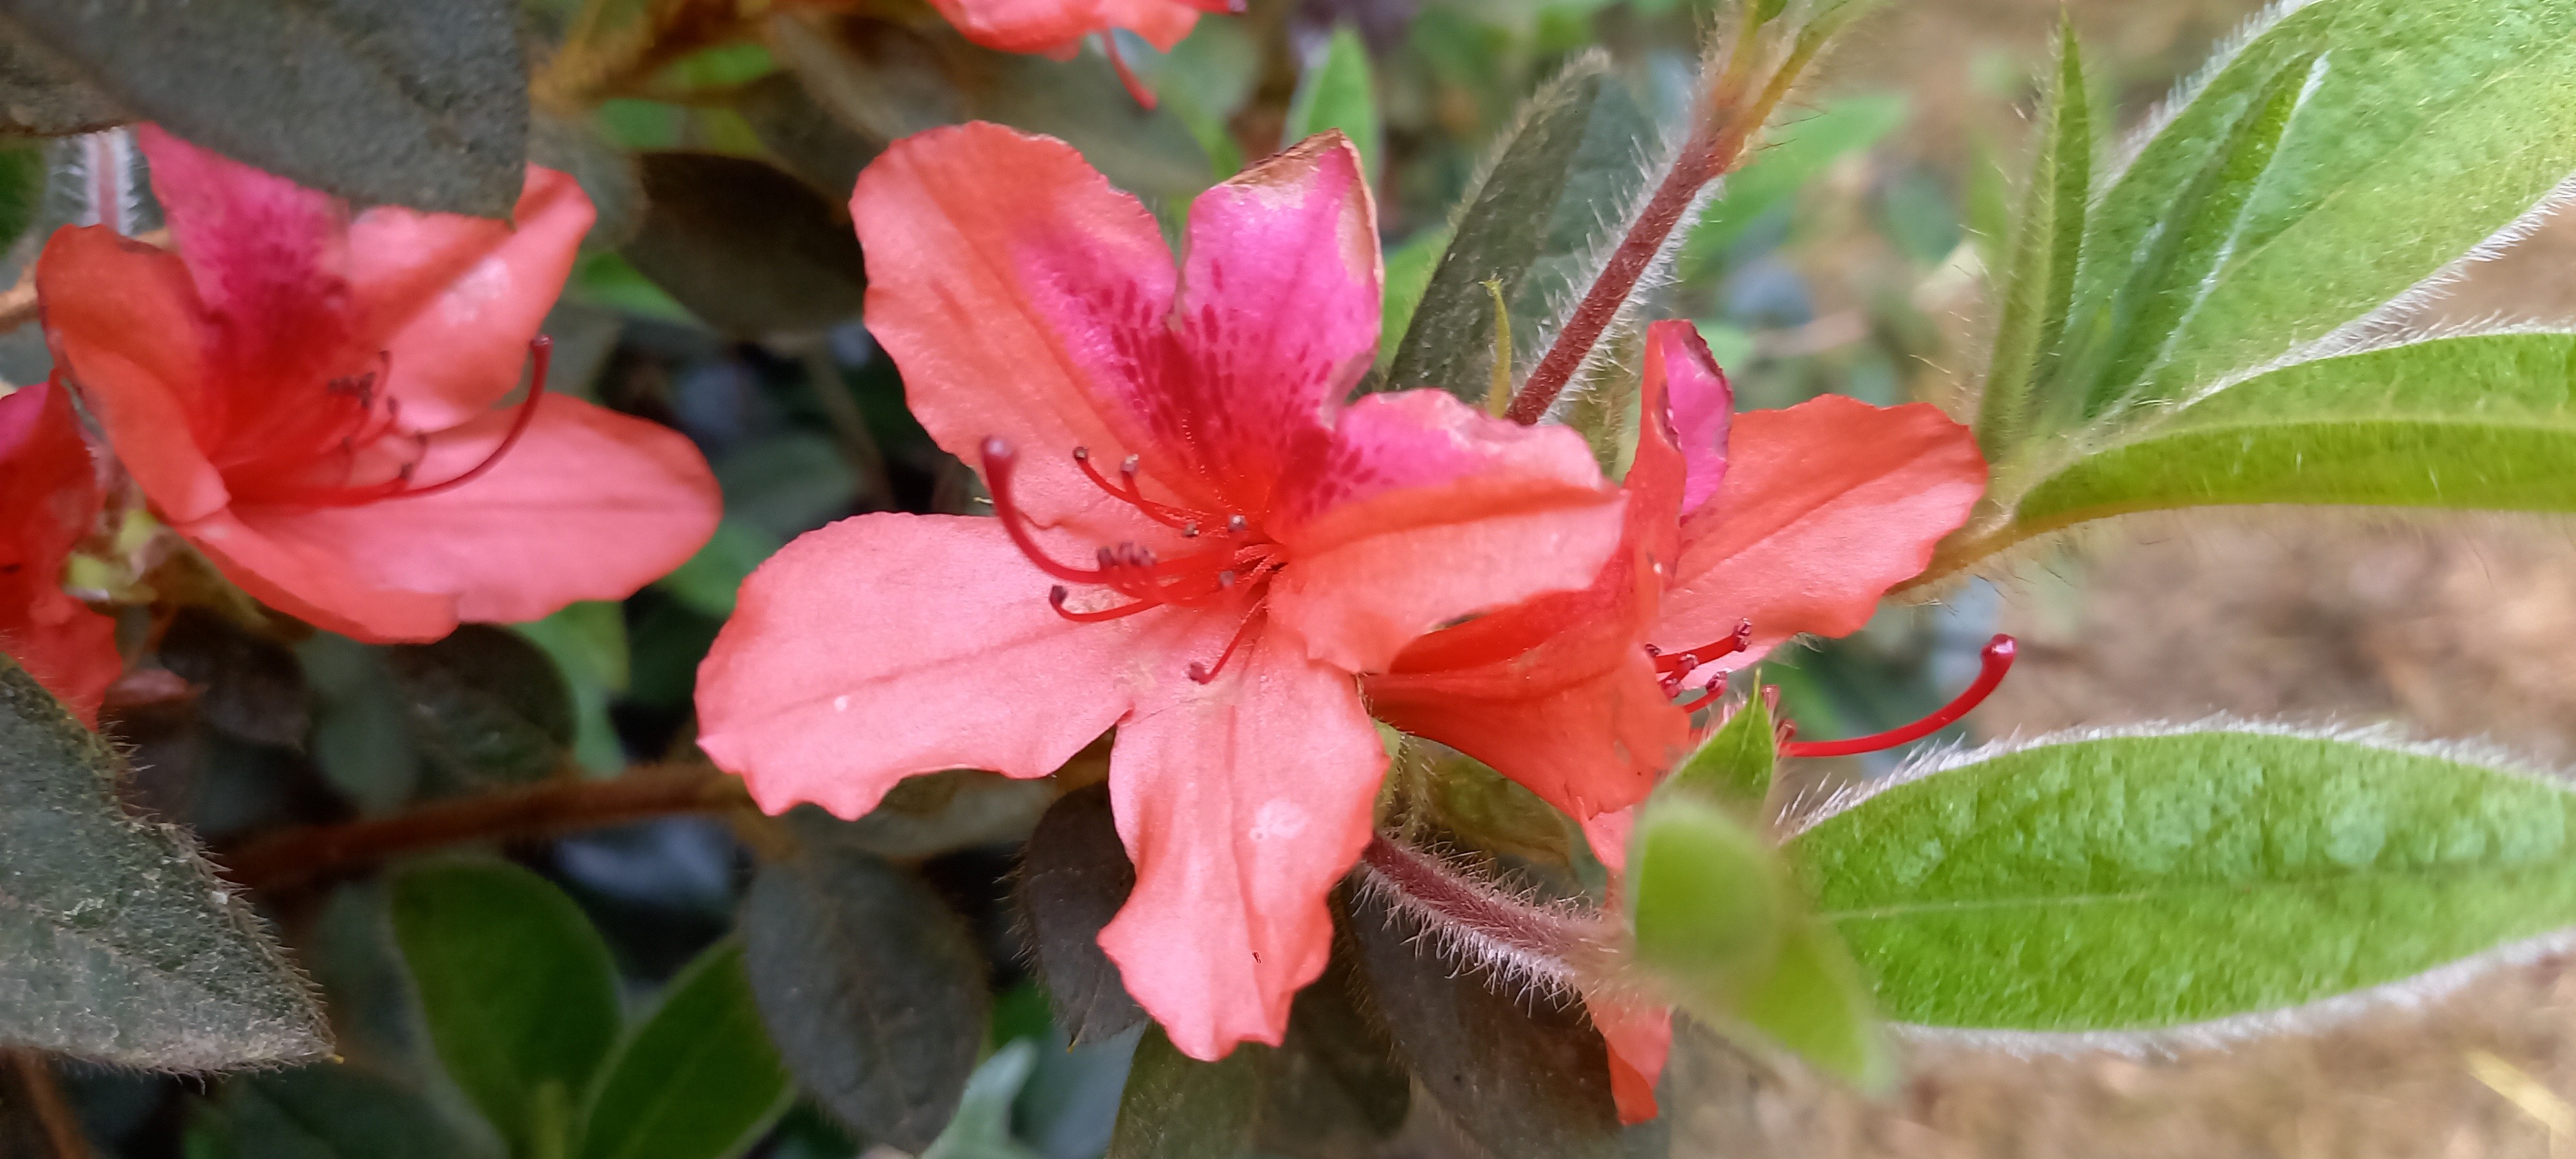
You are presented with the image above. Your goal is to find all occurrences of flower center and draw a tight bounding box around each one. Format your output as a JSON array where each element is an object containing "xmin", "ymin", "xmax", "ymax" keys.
[
  {"xmin": 980, "ymin": 436, "xmax": 1276, "ymax": 683},
  {"xmin": 222, "ymin": 338, "xmax": 553, "ymax": 509}
]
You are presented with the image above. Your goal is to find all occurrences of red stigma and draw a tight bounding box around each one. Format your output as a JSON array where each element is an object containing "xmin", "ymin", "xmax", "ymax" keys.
[
  {"xmin": 1776, "ymin": 635, "xmax": 2017, "ymax": 759},
  {"xmin": 984, "ymin": 437, "xmax": 1280, "ymax": 683}
]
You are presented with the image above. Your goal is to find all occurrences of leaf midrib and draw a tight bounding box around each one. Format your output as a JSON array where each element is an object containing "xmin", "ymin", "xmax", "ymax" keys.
[{"xmin": 1819, "ymin": 852, "xmax": 2571, "ymax": 923}]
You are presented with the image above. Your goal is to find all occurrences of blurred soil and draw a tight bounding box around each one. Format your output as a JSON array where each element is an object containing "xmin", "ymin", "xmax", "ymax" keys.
[{"xmin": 1666, "ymin": 0, "xmax": 2576, "ymax": 1154}]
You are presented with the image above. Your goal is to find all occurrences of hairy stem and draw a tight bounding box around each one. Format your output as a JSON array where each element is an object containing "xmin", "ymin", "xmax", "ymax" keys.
[
  {"xmin": 1356, "ymin": 834, "xmax": 1627, "ymax": 994},
  {"xmin": 221, "ymin": 764, "xmax": 751, "ymax": 892}
]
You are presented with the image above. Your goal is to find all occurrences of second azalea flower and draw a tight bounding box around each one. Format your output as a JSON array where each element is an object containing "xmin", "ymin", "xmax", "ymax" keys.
[{"xmin": 695, "ymin": 124, "xmax": 1627, "ymax": 1060}]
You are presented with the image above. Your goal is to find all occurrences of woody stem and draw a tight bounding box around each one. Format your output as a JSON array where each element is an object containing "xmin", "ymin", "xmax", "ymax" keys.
[{"xmin": 220, "ymin": 764, "xmax": 752, "ymax": 893}]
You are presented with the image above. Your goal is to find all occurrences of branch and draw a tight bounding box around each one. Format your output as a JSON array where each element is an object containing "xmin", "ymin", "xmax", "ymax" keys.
[{"xmin": 221, "ymin": 764, "xmax": 752, "ymax": 892}]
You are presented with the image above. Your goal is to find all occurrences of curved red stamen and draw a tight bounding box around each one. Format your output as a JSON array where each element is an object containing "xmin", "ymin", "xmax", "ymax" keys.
[
  {"xmin": 984, "ymin": 438, "xmax": 1110, "ymax": 584},
  {"xmin": 1050, "ymin": 585, "xmax": 1164, "ymax": 623},
  {"xmin": 1189, "ymin": 606, "xmax": 1265, "ymax": 684},
  {"xmin": 392, "ymin": 337, "xmax": 552, "ymax": 500},
  {"xmin": 1099, "ymin": 33, "xmax": 1157, "ymax": 109},
  {"xmin": 1779, "ymin": 635, "xmax": 2017, "ymax": 759},
  {"xmin": 1074, "ymin": 447, "xmax": 1204, "ymax": 530},
  {"xmin": 1653, "ymin": 619, "xmax": 1754, "ymax": 676}
]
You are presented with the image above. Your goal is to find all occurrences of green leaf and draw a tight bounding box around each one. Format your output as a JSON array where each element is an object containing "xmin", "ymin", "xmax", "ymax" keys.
[
  {"xmin": 1254, "ymin": 959, "xmax": 1410, "ymax": 1158},
  {"xmin": 1627, "ymin": 797, "xmax": 1784, "ymax": 992},
  {"xmin": 1792, "ymin": 727, "xmax": 2576, "ymax": 1035},
  {"xmin": 622, "ymin": 151, "xmax": 868, "ymax": 337},
  {"xmin": 741, "ymin": 843, "xmax": 987, "ymax": 1153},
  {"xmin": 0, "ymin": 0, "xmax": 526, "ymax": 216},
  {"xmin": 1017, "ymin": 784, "xmax": 1147, "ymax": 1044},
  {"xmin": 1346, "ymin": 890, "xmax": 1622, "ymax": 1159},
  {"xmin": 2071, "ymin": 0, "xmax": 2576, "ymax": 422},
  {"xmin": 1284, "ymin": 26, "xmax": 1379, "ymax": 180},
  {"xmin": 576, "ymin": 940, "xmax": 792, "ymax": 1159},
  {"xmin": 923, "ymin": 1042, "xmax": 1044, "ymax": 1159},
  {"xmin": 1374, "ymin": 225, "xmax": 1452, "ymax": 373},
  {"xmin": 386, "ymin": 627, "xmax": 575, "ymax": 792},
  {"xmin": 0, "ymin": 656, "xmax": 330, "ymax": 1069},
  {"xmin": 0, "ymin": 138, "xmax": 43, "ymax": 247},
  {"xmin": 1665, "ymin": 694, "xmax": 1776, "ymax": 810},
  {"xmin": 730, "ymin": 72, "xmax": 879, "ymax": 199},
  {"xmin": 298, "ymin": 635, "xmax": 422, "ymax": 816},
  {"xmin": 1380, "ymin": 53, "xmax": 1667, "ymax": 402},
  {"xmin": 1730, "ymin": 918, "xmax": 1886, "ymax": 1089},
  {"xmin": 2010, "ymin": 332, "xmax": 2576, "ymax": 532},
  {"xmin": 654, "ymin": 520, "xmax": 786, "ymax": 620},
  {"xmin": 1105, "ymin": 1028, "xmax": 1260, "ymax": 1159},
  {"xmin": 157, "ymin": 607, "xmax": 309, "ymax": 748},
  {"xmin": 1154, "ymin": 20, "xmax": 1259, "ymax": 179},
  {"xmin": 513, "ymin": 603, "xmax": 630, "ymax": 777},
  {"xmin": 1973, "ymin": 21, "xmax": 2088, "ymax": 459},
  {"xmin": 199, "ymin": 1066, "xmax": 502, "ymax": 1159},
  {"xmin": 1679, "ymin": 93, "xmax": 1908, "ymax": 274},
  {"xmin": 391, "ymin": 862, "xmax": 623, "ymax": 1156}
]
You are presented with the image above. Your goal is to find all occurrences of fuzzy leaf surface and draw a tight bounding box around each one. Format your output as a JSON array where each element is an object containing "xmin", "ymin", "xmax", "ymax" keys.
[
  {"xmin": 0, "ymin": 658, "xmax": 329, "ymax": 1069},
  {"xmin": 576, "ymin": 939, "xmax": 793, "ymax": 1159},
  {"xmin": 1794, "ymin": 728, "xmax": 2576, "ymax": 1033}
]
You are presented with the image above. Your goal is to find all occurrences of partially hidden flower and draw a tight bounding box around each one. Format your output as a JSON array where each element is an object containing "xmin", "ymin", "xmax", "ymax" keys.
[
  {"xmin": 37, "ymin": 126, "xmax": 720, "ymax": 644},
  {"xmin": 0, "ymin": 380, "xmax": 118, "ymax": 724},
  {"xmin": 694, "ymin": 123, "xmax": 1628, "ymax": 1060},
  {"xmin": 924, "ymin": 0, "xmax": 1230, "ymax": 59},
  {"xmin": 1368, "ymin": 320, "xmax": 1988, "ymax": 1121}
]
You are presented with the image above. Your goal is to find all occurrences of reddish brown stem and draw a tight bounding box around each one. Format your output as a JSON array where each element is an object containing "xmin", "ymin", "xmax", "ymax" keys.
[
  {"xmin": 6, "ymin": 1049, "xmax": 90, "ymax": 1159},
  {"xmin": 221, "ymin": 766, "xmax": 750, "ymax": 893}
]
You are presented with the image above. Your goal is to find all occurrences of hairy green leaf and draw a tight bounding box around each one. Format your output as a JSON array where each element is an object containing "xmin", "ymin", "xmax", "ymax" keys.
[
  {"xmin": 1106, "ymin": 1028, "xmax": 1260, "ymax": 1159},
  {"xmin": 1374, "ymin": 225, "xmax": 1452, "ymax": 373},
  {"xmin": 0, "ymin": 0, "xmax": 526, "ymax": 216},
  {"xmin": 0, "ymin": 657, "xmax": 329, "ymax": 1069},
  {"xmin": 1730, "ymin": 917, "xmax": 1886, "ymax": 1089},
  {"xmin": 576, "ymin": 940, "xmax": 792, "ymax": 1159},
  {"xmin": 391, "ymin": 862, "xmax": 622, "ymax": 1156},
  {"xmin": 622, "ymin": 151, "xmax": 868, "ymax": 337},
  {"xmin": 1381, "ymin": 54, "xmax": 1667, "ymax": 402},
  {"xmin": 2076, "ymin": 0, "xmax": 2576, "ymax": 419},
  {"xmin": 1017, "ymin": 784, "xmax": 1147, "ymax": 1046},
  {"xmin": 1284, "ymin": 26, "xmax": 1379, "ymax": 179},
  {"xmin": 1973, "ymin": 21, "xmax": 2087, "ymax": 458},
  {"xmin": 1629, "ymin": 797, "xmax": 1784, "ymax": 992},
  {"xmin": 742, "ymin": 843, "xmax": 987, "ymax": 1153},
  {"xmin": 2012, "ymin": 332, "xmax": 2576, "ymax": 531},
  {"xmin": 1666, "ymin": 695, "xmax": 1776, "ymax": 810},
  {"xmin": 1794, "ymin": 728, "xmax": 2576, "ymax": 1034}
]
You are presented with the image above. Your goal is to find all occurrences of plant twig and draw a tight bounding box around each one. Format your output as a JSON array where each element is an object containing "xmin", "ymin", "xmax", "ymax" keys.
[
  {"xmin": 5, "ymin": 1049, "xmax": 91, "ymax": 1159},
  {"xmin": 221, "ymin": 764, "xmax": 752, "ymax": 893}
]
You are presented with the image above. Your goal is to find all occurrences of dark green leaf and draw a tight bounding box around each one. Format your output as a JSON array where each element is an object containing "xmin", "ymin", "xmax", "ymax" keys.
[
  {"xmin": 1374, "ymin": 225, "xmax": 1451, "ymax": 373},
  {"xmin": 621, "ymin": 151, "xmax": 867, "ymax": 337},
  {"xmin": 513, "ymin": 603, "xmax": 630, "ymax": 777},
  {"xmin": 742, "ymin": 843, "xmax": 987, "ymax": 1153},
  {"xmin": 732, "ymin": 72, "xmax": 879, "ymax": 199},
  {"xmin": 1665, "ymin": 694, "xmax": 1775, "ymax": 811},
  {"xmin": 576, "ymin": 940, "xmax": 792, "ymax": 1159},
  {"xmin": 1347, "ymin": 889, "xmax": 1622, "ymax": 1159},
  {"xmin": 1253, "ymin": 956, "xmax": 1410, "ymax": 1159},
  {"xmin": 0, "ymin": 656, "xmax": 329, "ymax": 1069},
  {"xmin": 654, "ymin": 520, "xmax": 785, "ymax": 620},
  {"xmin": 0, "ymin": 138, "xmax": 44, "ymax": 248},
  {"xmin": 1106, "ymin": 1028, "xmax": 1260, "ymax": 1159},
  {"xmin": 1381, "ymin": 53, "xmax": 1667, "ymax": 402},
  {"xmin": 296, "ymin": 635, "xmax": 422, "ymax": 816},
  {"xmin": 0, "ymin": 20, "xmax": 125, "ymax": 135},
  {"xmin": 806, "ymin": 768, "xmax": 1054, "ymax": 860},
  {"xmin": 1016, "ymin": 784, "xmax": 1146, "ymax": 1045},
  {"xmin": 1794, "ymin": 728, "xmax": 2576, "ymax": 1035},
  {"xmin": 390, "ymin": 862, "xmax": 622, "ymax": 1156},
  {"xmin": 1283, "ymin": 26, "xmax": 1379, "ymax": 179},
  {"xmin": 202, "ymin": 1065, "xmax": 502, "ymax": 1159},
  {"xmin": 531, "ymin": 111, "xmax": 647, "ymax": 250},
  {"xmin": 1416, "ymin": 744, "xmax": 1578, "ymax": 865},
  {"xmin": 385, "ymin": 627, "xmax": 574, "ymax": 791},
  {"xmin": 1973, "ymin": 21, "xmax": 2088, "ymax": 459},
  {"xmin": 0, "ymin": 0, "xmax": 526, "ymax": 216},
  {"xmin": 156, "ymin": 608, "xmax": 308, "ymax": 748}
]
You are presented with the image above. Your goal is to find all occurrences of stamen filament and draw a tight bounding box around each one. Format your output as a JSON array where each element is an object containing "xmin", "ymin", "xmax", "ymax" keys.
[
  {"xmin": 393, "ymin": 337, "xmax": 551, "ymax": 500},
  {"xmin": 983, "ymin": 438, "xmax": 1110, "ymax": 584},
  {"xmin": 1779, "ymin": 635, "xmax": 2017, "ymax": 759},
  {"xmin": 1188, "ymin": 606, "xmax": 1264, "ymax": 684},
  {"xmin": 1653, "ymin": 619, "xmax": 1753, "ymax": 676}
]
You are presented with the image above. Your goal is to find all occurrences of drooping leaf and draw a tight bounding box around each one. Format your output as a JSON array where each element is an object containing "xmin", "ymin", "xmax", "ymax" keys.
[
  {"xmin": 1284, "ymin": 26, "xmax": 1379, "ymax": 180},
  {"xmin": 922, "ymin": 1042, "xmax": 1044, "ymax": 1159},
  {"xmin": 1345, "ymin": 890, "xmax": 1622, "ymax": 1159},
  {"xmin": 2009, "ymin": 332, "xmax": 2576, "ymax": 535},
  {"xmin": 0, "ymin": 0, "xmax": 526, "ymax": 216},
  {"xmin": 1972, "ymin": 21, "xmax": 2088, "ymax": 460},
  {"xmin": 741, "ymin": 843, "xmax": 987, "ymax": 1153},
  {"xmin": 390, "ymin": 862, "xmax": 622, "ymax": 1157},
  {"xmin": 1017, "ymin": 784, "xmax": 1148, "ymax": 1045},
  {"xmin": 1678, "ymin": 92, "xmax": 1908, "ymax": 274},
  {"xmin": 0, "ymin": 657, "xmax": 330, "ymax": 1069},
  {"xmin": 196, "ymin": 1065, "xmax": 502, "ymax": 1159},
  {"xmin": 2072, "ymin": 0, "xmax": 2576, "ymax": 422},
  {"xmin": 621, "ymin": 151, "xmax": 868, "ymax": 337},
  {"xmin": 1665, "ymin": 693, "xmax": 1776, "ymax": 811},
  {"xmin": 1105, "ymin": 1028, "xmax": 1261, "ymax": 1159},
  {"xmin": 576, "ymin": 940, "xmax": 793, "ymax": 1159},
  {"xmin": 1381, "ymin": 53, "xmax": 1669, "ymax": 402},
  {"xmin": 385, "ymin": 627, "xmax": 574, "ymax": 792},
  {"xmin": 1793, "ymin": 728, "xmax": 2576, "ymax": 1035}
]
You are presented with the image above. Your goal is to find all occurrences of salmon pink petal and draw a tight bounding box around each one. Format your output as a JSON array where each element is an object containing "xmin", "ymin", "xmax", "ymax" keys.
[
  {"xmin": 1097, "ymin": 625, "xmax": 1385, "ymax": 1060},
  {"xmin": 1657, "ymin": 395, "xmax": 1984, "ymax": 666},
  {"xmin": 34, "ymin": 225, "xmax": 228, "ymax": 523},
  {"xmin": 351, "ymin": 166, "xmax": 597, "ymax": 429},
  {"xmin": 852, "ymin": 123, "xmax": 1179, "ymax": 527},
  {"xmin": 696, "ymin": 513, "xmax": 1186, "ymax": 818},
  {"xmin": 136, "ymin": 126, "xmax": 362, "ymax": 395},
  {"xmin": 1268, "ymin": 391, "xmax": 1624, "ymax": 673},
  {"xmin": 1145, "ymin": 133, "xmax": 1378, "ymax": 518},
  {"xmin": 1097, "ymin": 0, "xmax": 1198, "ymax": 49},
  {"xmin": 180, "ymin": 509, "xmax": 459, "ymax": 643},
  {"xmin": 0, "ymin": 381, "xmax": 119, "ymax": 724},
  {"xmin": 1581, "ymin": 807, "xmax": 1634, "ymax": 877},
  {"xmin": 1643, "ymin": 320, "xmax": 1732, "ymax": 517},
  {"xmin": 1588, "ymin": 994, "xmax": 1673, "ymax": 1124},
  {"xmin": 240, "ymin": 395, "xmax": 719, "ymax": 627},
  {"xmin": 1366, "ymin": 651, "xmax": 1682, "ymax": 820},
  {"xmin": 927, "ymin": 0, "xmax": 1103, "ymax": 55}
]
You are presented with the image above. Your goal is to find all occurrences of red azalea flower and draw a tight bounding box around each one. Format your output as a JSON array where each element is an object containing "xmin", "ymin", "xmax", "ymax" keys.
[
  {"xmin": 694, "ymin": 124, "xmax": 1627, "ymax": 1060},
  {"xmin": 36, "ymin": 127, "xmax": 720, "ymax": 643},
  {"xmin": 0, "ymin": 380, "xmax": 118, "ymax": 724},
  {"xmin": 1368, "ymin": 320, "xmax": 1987, "ymax": 1121},
  {"xmin": 926, "ymin": 0, "xmax": 1228, "ymax": 58}
]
